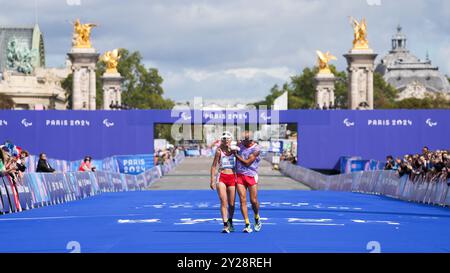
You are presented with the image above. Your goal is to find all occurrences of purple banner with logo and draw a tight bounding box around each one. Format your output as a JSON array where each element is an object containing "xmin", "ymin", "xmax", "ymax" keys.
[{"xmin": 1, "ymin": 110, "xmax": 449, "ymax": 170}]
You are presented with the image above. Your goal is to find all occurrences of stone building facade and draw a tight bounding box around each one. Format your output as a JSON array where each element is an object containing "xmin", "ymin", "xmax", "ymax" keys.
[{"xmin": 376, "ymin": 26, "xmax": 450, "ymax": 100}]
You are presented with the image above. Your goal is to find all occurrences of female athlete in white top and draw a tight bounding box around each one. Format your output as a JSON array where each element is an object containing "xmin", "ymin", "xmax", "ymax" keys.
[{"xmin": 210, "ymin": 132, "xmax": 237, "ymax": 233}]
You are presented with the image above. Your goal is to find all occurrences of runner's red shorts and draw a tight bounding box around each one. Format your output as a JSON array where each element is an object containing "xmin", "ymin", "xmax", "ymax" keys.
[
  {"xmin": 236, "ymin": 174, "xmax": 258, "ymax": 187},
  {"xmin": 217, "ymin": 173, "xmax": 236, "ymax": 187}
]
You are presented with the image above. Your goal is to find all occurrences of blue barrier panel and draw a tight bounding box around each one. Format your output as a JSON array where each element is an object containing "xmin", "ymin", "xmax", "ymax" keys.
[
  {"xmin": 349, "ymin": 160, "xmax": 370, "ymax": 173},
  {"xmin": 109, "ymin": 173, "xmax": 124, "ymax": 192},
  {"xmin": 0, "ymin": 183, "xmax": 4, "ymax": 213},
  {"xmin": 399, "ymin": 177, "xmax": 416, "ymax": 202},
  {"xmin": 275, "ymin": 161, "xmax": 449, "ymax": 207},
  {"xmin": 26, "ymin": 173, "xmax": 50, "ymax": 207},
  {"xmin": 87, "ymin": 172, "xmax": 100, "ymax": 195},
  {"xmin": 413, "ymin": 179, "xmax": 429, "ymax": 203},
  {"xmin": 102, "ymin": 157, "xmax": 119, "ymax": 173},
  {"xmin": 445, "ymin": 184, "xmax": 450, "ymax": 207},
  {"xmin": 66, "ymin": 173, "xmax": 81, "ymax": 200},
  {"xmin": 2, "ymin": 176, "xmax": 18, "ymax": 212},
  {"xmin": 16, "ymin": 177, "xmax": 33, "ymax": 210},
  {"xmin": 373, "ymin": 172, "xmax": 386, "ymax": 194},
  {"xmin": 395, "ymin": 172, "xmax": 408, "ymax": 198},
  {"xmin": 115, "ymin": 154, "xmax": 154, "ymax": 175},
  {"xmin": 328, "ymin": 175, "xmax": 340, "ymax": 191},
  {"xmin": 381, "ymin": 173, "xmax": 399, "ymax": 198},
  {"xmin": 45, "ymin": 174, "xmax": 62, "ymax": 204},
  {"xmin": 62, "ymin": 173, "xmax": 75, "ymax": 201},
  {"xmin": 61, "ymin": 173, "xmax": 75, "ymax": 202},
  {"xmin": 339, "ymin": 156, "xmax": 362, "ymax": 174},
  {"xmin": 341, "ymin": 174, "xmax": 353, "ymax": 192},
  {"xmin": 143, "ymin": 169, "xmax": 154, "ymax": 187},
  {"xmin": 368, "ymin": 171, "xmax": 381, "ymax": 193},
  {"xmin": 350, "ymin": 172, "xmax": 362, "ymax": 192},
  {"xmin": 136, "ymin": 174, "xmax": 146, "ymax": 190},
  {"xmin": 55, "ymin": 173, "xmax": 69, "ymax": 203},
  {"xmin": 120, "ymin": 174, "xmax": 129, "ymax": 191},
  {"xmin": 124, "ymin": 174, "xmax": 137, "ymax": 191},
  {"xmin": 41, "ymin": 174, "xmax": 57, "ymax": 205},
  {"xmin": 0, "ymin": 177, "xmax": 11, "ymax": 213},
  {"xmin": 432, "ymin": 180, "xmax": 448, "ymax": 205},
  {"xmin": 423, "ymin": 181, "xmax": 437, "ymax": 204},
  {"xmin": 94, "ymin": 172, "xmax": 111, "ymax": 192},
  {"xmin": 74, "ymin": 172, "xmax": 93, "ymax": 198}
]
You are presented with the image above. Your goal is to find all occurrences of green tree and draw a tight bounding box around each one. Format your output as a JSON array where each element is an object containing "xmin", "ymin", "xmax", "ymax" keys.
[
  {"xmin": 255, "ymin": 65, "xmax": 347, "ymax": 109},
  {"xmin": 396, "ymin": 93, "xmax": 450, "ymax": 109},
  {"xmin": 61, "ymin": 48, "xmax": 175, "ymax": 142},
  {"xmin": 0, "ymin": 93, "xmax": 14, "ymax": 109},
  {"xmin": 116, "ymin": 49, "xmax": 174, "ymax": 109},
  {"xmin": 373, "ymin": 72, "xmax": 398, "ymax": 109}
]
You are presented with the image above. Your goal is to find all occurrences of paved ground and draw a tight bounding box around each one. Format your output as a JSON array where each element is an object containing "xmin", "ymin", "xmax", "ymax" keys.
[
  {"xmin": 2, "ymin": 158, "xmax": 449, "ymax": 253},
  {"xmin": 1, "ymin": 190, "xmax": 450, "ymax": 253},
  {"xmin": 149, "ymin": 157, "xmax": 311, "ymax": 190}
]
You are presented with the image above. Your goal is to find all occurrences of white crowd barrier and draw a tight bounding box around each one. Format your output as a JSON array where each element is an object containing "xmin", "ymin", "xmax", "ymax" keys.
[
  {"xmin": 279, "ymin": 161, "xmax": 450, "ymax": 207},
  {"xmin": 0, "ymin": 153, "xmax": 185, "ymax": 214}
]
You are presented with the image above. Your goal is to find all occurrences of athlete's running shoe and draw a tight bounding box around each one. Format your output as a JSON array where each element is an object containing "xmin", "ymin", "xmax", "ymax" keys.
[
  {"xmin": 222, "ymin": 226, "xmax": 231, "ymax": 233},
  {"xmin": 254, "ymin": 220, "xmax": 262, "ymax": 232},
  {"xmin": 227, "ymin": 220, "xmax": 235, "ymax": 232},
  {"xmin": 243, "ymin": 225, "xmax": 253, "ymax": 233}
]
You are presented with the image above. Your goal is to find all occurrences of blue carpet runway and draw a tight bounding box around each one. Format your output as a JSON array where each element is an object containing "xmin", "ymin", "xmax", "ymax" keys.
[{"xmin": 0, "ymin": 190, "xmax": 449, "ymax": 253}]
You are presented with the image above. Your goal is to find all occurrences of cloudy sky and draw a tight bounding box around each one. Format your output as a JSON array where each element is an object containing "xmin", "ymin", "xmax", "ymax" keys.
[{"xmin": 1, "ymin": 0, "xmax": 450, "ymax": 104}]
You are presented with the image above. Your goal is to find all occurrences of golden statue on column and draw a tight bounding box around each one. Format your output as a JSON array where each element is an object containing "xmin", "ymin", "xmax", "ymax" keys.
[
  {"xmin": 350, "ymin": 17, "xmax": 369, "ymax": 50},
  {"xmin": 316, "ymin": 50, "xmax": 337, "ymax": 74},
  {"xmin": 100, "ymin": 49, "xmax": 121, "ymax": 74},
  {"xmin": 72, "ymin": 19, "xmax": 97, "ymax": 48}
]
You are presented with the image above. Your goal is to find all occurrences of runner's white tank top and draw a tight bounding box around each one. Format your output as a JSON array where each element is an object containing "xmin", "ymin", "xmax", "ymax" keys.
[{"xmin": 218, "ymin": 148, "xmax": 236, "ymax": 171}]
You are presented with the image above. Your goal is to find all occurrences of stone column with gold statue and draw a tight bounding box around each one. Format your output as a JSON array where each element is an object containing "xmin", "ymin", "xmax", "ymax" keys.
[
  {"xmin": 343, "ymin": 17, "xmax": 377, "ymax": 110},
  {"xmin": 67, "ymin": 19, "xmax": 99, "ymax": 110},
  {"xmin": 314, "ymin": 50, "xmax": 337, "ymax": 109},
  {"xmin": 100, "ymin": 49, "xmax": 123, "ymax": 110}
]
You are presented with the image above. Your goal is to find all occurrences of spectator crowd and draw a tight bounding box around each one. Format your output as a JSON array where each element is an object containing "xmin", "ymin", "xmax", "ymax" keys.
[
  {"xmin": 154, "ymin": 146, "xmax": 184, "ymax": 167},
  {"xmin": 0, "ymin": 141, "xmax": 30, "ymax": 186},
  {"xmin": 385, "ymin": 146, "xmax": 450, "ymax": 182}
]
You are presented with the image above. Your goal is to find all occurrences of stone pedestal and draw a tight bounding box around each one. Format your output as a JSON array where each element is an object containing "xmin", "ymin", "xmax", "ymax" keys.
[
  {"xmin": 314, "ymin": 72, "xmax": 336, "ymax": 109},
  {"xmin": 101, "ymin": 72, "xmax": 123, "ymax": 110},
  {"xmin": 67, "ymin": 47, "xmax": 99, "ymax": 110},
  {"xmin": 344, "ymin": 49, "xmax": 377, "ymax": 110}
]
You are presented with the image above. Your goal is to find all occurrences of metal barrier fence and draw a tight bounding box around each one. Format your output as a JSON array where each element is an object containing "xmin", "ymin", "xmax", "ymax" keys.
[
  {"xmin": 0, "ymin": 153, "xmax": 185, "ymax": 215},
  {"xmin": 279, "ymin": 161, "xmax": 450, "ymax": 207}
]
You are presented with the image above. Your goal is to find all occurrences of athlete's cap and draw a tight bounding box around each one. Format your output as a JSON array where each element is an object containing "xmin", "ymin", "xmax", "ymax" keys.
[{"xmin": 221, "ymin": 131, "xmax": 233, "ymax": 140}]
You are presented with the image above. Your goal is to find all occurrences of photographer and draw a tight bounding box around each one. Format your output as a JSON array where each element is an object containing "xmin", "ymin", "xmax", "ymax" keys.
[
  {"xmin": 397, "ymin": 155, "xmax": 413, "ymax": 178},
  {"xmin": 384, "ymin": 155, "xmax": 396, "ymax": 170}
]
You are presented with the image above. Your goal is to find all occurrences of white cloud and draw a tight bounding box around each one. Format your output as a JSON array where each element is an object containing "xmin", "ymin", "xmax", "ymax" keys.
[
  {"xmin": 2, "ymin": 0, "xmax": 450, "ymax": 103},
  {"xmin": 224, "ymin": 67, "xmax": 294, "ymax": 80}
]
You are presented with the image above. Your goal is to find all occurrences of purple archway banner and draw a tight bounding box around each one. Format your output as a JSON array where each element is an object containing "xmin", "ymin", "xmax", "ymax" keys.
[{"xmin": 0, "ymin": 110, "xmax": 449, "ymax": 170}]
